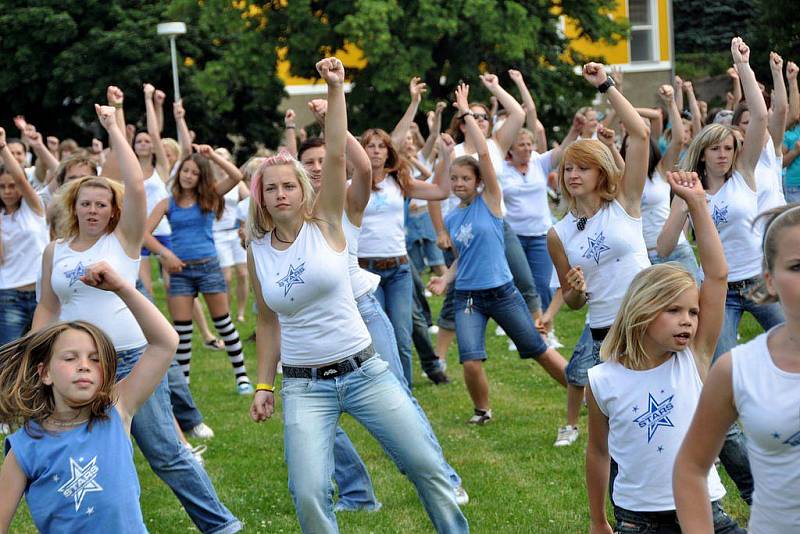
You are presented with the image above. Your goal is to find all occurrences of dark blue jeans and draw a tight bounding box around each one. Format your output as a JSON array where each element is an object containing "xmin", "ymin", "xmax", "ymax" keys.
[
  {"xmin": 503, "ymin": 222, "xmax": 541, "ymax": 314},
  {"xmin": 613, "ymin": 501, "xmax": 745, "ymax": 533},
  {"xmin": 517, "ymin": 234, "xmax": 554, "ymax": 311},
  {"xmin": 169, "ymin": 360, "xmax": 205, "ymax": 431},
  {"xmin": 0, "ymin": 288, "xmax": 37, "ymax": 346}
]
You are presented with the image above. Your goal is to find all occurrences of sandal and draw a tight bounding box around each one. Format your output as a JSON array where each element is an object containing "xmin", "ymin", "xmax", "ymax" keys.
[
  {"xmin": 467, "ymin": 409, "xmax": 492, "ymax": 425},
  {"xmin": 203, "ymin": 338, "xmax": 224, "ymax": 351}
]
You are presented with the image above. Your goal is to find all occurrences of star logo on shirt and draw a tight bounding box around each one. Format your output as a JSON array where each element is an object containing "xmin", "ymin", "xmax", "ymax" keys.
[
  {"xmin": 581, "ymin": 231, "xmax": 611, "ymax": 265},
  {"xmin": 785, "ymin": 430, "xmax": 800, "ymax": 447},
  {"xmin": 711, "ymin": 203, "xmax": 729, "ymax": 228},
  {"xmin": 633, "ymin": 392, "xmax": 675, "ymax": 443},
  {"xmin": 277, "ymin": 263, "xmax": 305, "ymax": 297},
  {"xmin": 371, "ymin": 193, "xmax": 388, "ymax": 212},
  {"xmin": 57, "ymin": 456, "xmax": 103, "ymax": 511},
  {"xmin": 63, "ymin": 262, "xmax": 86, "ymax": 287},
  {"xmin": 454, "ymin": 223, "xmax": 474, "ymax": 248}
]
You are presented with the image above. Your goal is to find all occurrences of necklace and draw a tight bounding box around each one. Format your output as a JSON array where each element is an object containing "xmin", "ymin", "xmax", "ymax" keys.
[
  {"xmin": 47, "ymin": 416, "xmax": 89, "ymax": 428},
  {"xmin": 273, "ymin": 227, "xmax": 297, "ymax": 245},
  {"xmin": 576, "ymin": 216, "xmax": 587, "ymax": 231}
]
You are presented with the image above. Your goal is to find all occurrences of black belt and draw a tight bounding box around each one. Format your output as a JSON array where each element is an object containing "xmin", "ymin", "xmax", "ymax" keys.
[
  {"xmin": 283, "ymin": 345, "xmax": 375, "ymax": 379},
  {"xmin": 590, "ymin": 327, "xmax": 610, "ymax": 342},
  {"xmin": 727, "ymin": 275, "xmax": 760, "ymax": 291}
]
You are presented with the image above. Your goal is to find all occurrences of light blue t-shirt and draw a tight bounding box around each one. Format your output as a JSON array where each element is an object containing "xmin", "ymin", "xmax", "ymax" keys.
[
  {"xmin": 783, "ymin": 124, "xmax": 800, "ymax": 187},
  {"xmin": 445, "ymin": 194, "xmax": 512, "ymax": 290},
  {"xmin": 4, "ymin": 409, "xmax": 146, "ymax": 533},
  {"xmin": 167, "ymin": 196, "xmax": 217, "ymax": 260}
]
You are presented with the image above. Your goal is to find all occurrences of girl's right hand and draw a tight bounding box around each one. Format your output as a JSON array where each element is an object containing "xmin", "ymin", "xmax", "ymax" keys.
[
  {"xmin": 666, "ymin": 171, "xmax": 705, "ymax": 205},
  {"xmin": 589, "ymin": 520, "xmax": 614, "ymax": 534},
  {"xmin": 427, "ymin": 276, "xmax": 447, "ymax": 296},
  {"xmin": 193, "ymin": 144, "xmax": 214, "ymax": 157},
  {"xmin": 596, "ymin": 125, "xmax": 615, "ymax": 148},
  {"xmin": 565, "ymin": 266, "xmax": 586, "ymax": 294},
  {"xmin": 436, "ymin": 230, "xmax": 452, "ymax": 251},
  {"xmin": 107, "ymin": 85, "xmax": 124, "ymax": 107},
  {"xmin": 173, "ymin": 100, "xmax": 186, "ymax": 120},
  {"xmin": 787, "ymin": 61, "xmax": 799, "ymax": 81},
  {"xmin": 308, "ymin": 98, "xmax": 327, "ymax": 125},
  {"xmin": 730, "ymin": 36, "xmax": 750, "ymax": 64},
  {"xmin": 143, "ymin": 83, "xmax": 156, "ymax": 99},
  {"xmin": 80, "ymin": 261, "xmax": 128, "ymax": 292},
  {"xmin": 657, "ymin": 84, "xmax": 674, "ymax": 104},
  {"xmin": 316, "ymin": 57, "xmax": 345, "ymax": 86},
  {"xmin": 95, "ymin": 104, "xmax": 118, "ymax": 132},
  {"xmin": 158, "ymin": 250, "xmax": 186, "ymax": 273},
  {"xmin": 250, "ymin": 391, "xmax": 274, "ymax": 422},
  {"xmin": 453, "ymin": 83, "xmax": 470, "ymax": 114}
]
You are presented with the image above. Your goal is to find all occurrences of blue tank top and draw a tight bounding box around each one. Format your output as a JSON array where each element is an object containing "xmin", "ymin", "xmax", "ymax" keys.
[
  {"xmin": 167, "ymin": 197, "xmax": 217, "ymax": 260},
  {"xmin": 445, "ymin": 194, "xmax": 512, "ymax": 290},
  {"xmin": 4, "ymin": 409, "xmax": 146, "ymax": 533}
]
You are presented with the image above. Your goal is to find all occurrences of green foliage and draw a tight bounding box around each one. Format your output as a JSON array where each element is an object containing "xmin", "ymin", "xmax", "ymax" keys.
[{"xmin": 673, "ymin": 1, "xmax": 754, "ymax": 54}]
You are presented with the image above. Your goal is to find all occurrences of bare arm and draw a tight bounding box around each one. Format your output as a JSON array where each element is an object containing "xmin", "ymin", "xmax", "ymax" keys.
[
  {"xmin": 549, "ymin": 113, "xmax": 582, "ymax": 167},
  {"xmin": 0, "ymin": 450, "xmax": 26, "ymax": 534},
  {"xmin": 24, "ymin": 129, "xmax": 59, "ymax": 178},
  {"xmin": 784, "ymin": 139, "xmax": 800, "ymax": 167},
  {"xmin": 636, "ymin": 107, "xmax": 663, "ymax": 141},
  {"xmin": 248, "ymin": 248, "xmax": 281, "ymax": 423},
  {"xmin": 509, "ymin": 69, "xmax": 540, "ymax": 133},
  {"xmin": 31, "ymin": 242, "xmax": 60, "ymax": 330},
  {"xmin": 143, "ymin": 84, "xmax": 170, "ymax": 181},
  {"xmin": 483, "ymin": 73, "xmax": 525, "ymax": 153},
  {"xmin": 674, "ymin": 355, "xmax": 738, "ymax": 532},
  {"xmin": 406, "ymin": 134, "xmax": 453, "ymax": 202},
  {"xmin": 657, "ymin": 85, "xmax": 684, "ymax": 175},
  {"xmin": 193, "ymin": 146, "xmax": 243, "ymax": 196},
  {"xmin": 428, "ymin": 199, "xmax": 452, "ymax": 251},
  {"xmin": 421, "ymin": 102, "xmax": 446, "ymax": 161},
  {"xmin": 174, "ymin": 100, "xmax": 192, "ymax": 161},
  {"xmin": 732, "ymin": 38, "xmax": 768, "ymax": 189},
  {"xmin": 0, "ymin": 129, "xmax": 42, "ymax": 216},
  {"xmin": 548, "ymin": 228, "xmax": 587, "ymax": 310},
  {"xmin": 596, "ymin": 125, "xmax": 624, "ymax": 172},
  {"xmin": 684, "ymin": 81, "xmax": 703, "ymax": 141},
  {"xmin": 345, "ymin": 132, "xmax": 373, "ymax": 221},
  {"xmin": 656, "ymin": 195, "xmax": 689, "ymax": 257},
  {"xmin": 787, "ymin": 62, "xmax": 799, "ymax": 127},
  {"xmin": 282, "ymin": 109, "xmax": 298, "ymax": 158},
  {"xmin": 768, "ymin": 53, "xmax": 788, "ymax": 154},
  {"xmin": 728, "ymin": 67, "xmax": 743, "ymax": 109},
  {"xmin": 673, "ymin": 76, "xmax": 685, "ymax": 113},
  {"xmin": 586, "ymin": 384, "xmax": 613, "ymax": 534},
  {"xmin": 390, "ymin": 77, "xmax": 426, "ymax": 149}
]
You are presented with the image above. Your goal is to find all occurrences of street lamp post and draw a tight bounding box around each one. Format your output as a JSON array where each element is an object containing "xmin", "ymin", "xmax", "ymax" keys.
[{"xmin": 157, "ymin": 22, "xmax": 187, "ymax": 101}]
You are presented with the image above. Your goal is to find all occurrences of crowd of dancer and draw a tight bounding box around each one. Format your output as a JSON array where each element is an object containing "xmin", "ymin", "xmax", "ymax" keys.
[{"xmin": 0, "ymin": 36, "xmax": 798, "ymax": 533}]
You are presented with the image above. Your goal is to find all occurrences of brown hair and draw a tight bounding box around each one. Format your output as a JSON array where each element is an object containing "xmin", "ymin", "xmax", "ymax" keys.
[
  {"xmin": 0, "ymin": 321, "xmax": 117, "ymax": 436},
  {"xmin": 172, "ymin": 154, "xmax": 224, "ymax": 219},
  {"xmin": 58, "ymin": 139, "xmax": 79, "ymax": 161},
  {"xmin": 59, "ymin": 176, "xmax": 125, "ymax": 240},
  {"xmin": 54, "ymin": 152, "xmax": 99, "ymax": 187},
  {"xmin": 557, "ymin": 139, "xmax": 621, "ymax": 212},
  {"xmin": 360, "ymin": 128, "xmax": 412, "ymax": 194},
  {"xmin": 751, "ymin": 204, "xmax": 800, "ymax": 304},
  {"xmin": 447, "ymin": 102, "xmax": 493, "ymax": 144}
]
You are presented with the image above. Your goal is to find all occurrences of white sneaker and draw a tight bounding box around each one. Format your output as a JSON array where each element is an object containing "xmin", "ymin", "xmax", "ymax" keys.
[
  {"xmin": 554, "ymin": 425, "xmax": 579, "ymax": 447},
  {"xmin": 0, "ymin": 423, "xmax": 10, "ymax": 434},
  {"xmin": 186, "ymin": 422, "xmax": 215, "ymax": 440},
  {"xmin": 454, "ymin": 486, "xmax": 469, "ymax": 506},
  {"xmin": 428, "ymin": 325, "xmax": 439, "ymax": 335},
  {"xmin": 507, "ymin": 340, "xmax": 517, "ymax": 352},
  {"xmin": 424, "ymin": 289, "xmax": 433, "ymax": 298},
  {"xmin": 185, "ymin": 443, "xmax": 207, "ymax": 466},
  {"xmin": 546, "ymin": 331, "xmax": 564, "ymax": 349},
  {"xmin": 495, "ymin": 325, "xmax": 506, "ymax": 337}
]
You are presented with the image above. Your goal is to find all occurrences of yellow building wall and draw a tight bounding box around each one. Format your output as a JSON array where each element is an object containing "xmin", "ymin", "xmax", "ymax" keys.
[{"xmin": 277, "ymin": 43, "xmax": 367, "ymax": 86}]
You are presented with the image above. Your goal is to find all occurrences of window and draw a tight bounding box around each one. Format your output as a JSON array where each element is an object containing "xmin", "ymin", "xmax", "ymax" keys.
[{"xmin": 628, "ymin": 0, "xmax": 657, "ymax": 62}]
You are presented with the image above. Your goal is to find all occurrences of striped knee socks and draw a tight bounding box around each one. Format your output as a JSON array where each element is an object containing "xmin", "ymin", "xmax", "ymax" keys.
[
  {"xmin": 212, "ymin": 314, "xmax": 251, "ymax": 386},
  {"xmin": 175, "ymin": 320, "xmax": 193, "ymax": 382}
]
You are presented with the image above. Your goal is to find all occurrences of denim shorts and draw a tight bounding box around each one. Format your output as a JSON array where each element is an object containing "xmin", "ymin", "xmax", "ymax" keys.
[
  {"xmin": 454, "ymin": 282, "xmax": 548, "ymax": 362},
  {"xmin": 0, "ymin": 288, "xmax": 37, "ymax": 346},
  {"xmin": 168, "ymin": 256, "xmax": 228, "ymax": 297},
  {"xmin": 613, "ymin": 501, "xmax": 744, "ymax": 533},
  {"xmin": 565, "ymin": 324, "xmax": 601, "ymax": 386}
]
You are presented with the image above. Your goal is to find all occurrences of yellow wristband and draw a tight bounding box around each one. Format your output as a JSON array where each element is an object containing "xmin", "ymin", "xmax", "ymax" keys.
[{"xmin": 255, "ymin": 383, "xmax": 275, "ymax": 392}]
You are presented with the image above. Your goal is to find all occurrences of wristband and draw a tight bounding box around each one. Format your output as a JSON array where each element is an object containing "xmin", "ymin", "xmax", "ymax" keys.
[
  {"xmin": 457, "ymin": 111, "xmax": 473, "ymax": 120},
  {"xmin": 112, "ymin": 102, "xmax": 123, "ymax": 109},
  {"xmin": 256, "ymin": 383, "xmax": 275, "ymax": 393},
  {"xmin": 597, "ymin": 78, "xmax": 615, "ymax": 94}
]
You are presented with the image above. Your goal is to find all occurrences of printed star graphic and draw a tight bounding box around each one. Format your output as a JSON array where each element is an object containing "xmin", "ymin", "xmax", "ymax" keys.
[
  {"xmin": 63, "ymin": 262, "xmax": 86, "ymax": 287},
  {"xmin": 657, "ymin": 445, "xmax": 664, "ymax": 453},
  {"xmin": 86, "ymin": 506, "xmax": 95, "ymax": 515},
  {"xmin": 454, "ymin": 223, "xmax": 474, "ymax": 248},
  {"xmin": 581, "ymin": 232, "xmax": 611, "ymax": 265},
  {"xmin": 632, "ymin": 405, "xmax": 639, "ymax": 413},
  {"xmin": 632, "ymin": 393, "xmax": 675, "ymax": 443},
  {"xmin": 277, "ymin": 263, "xmax": 306, "ymax": 297},
  {"xmin": 772, "ymin": 432, "xmax": 781, "ymax": 439},
  {"xmin": 371, "ymin": 193, "xmax": 388, "ymax": 212},
  {"xmin": 784, "ymin": 430, "xmax": 800, "ymax": 447},
  {"xmin": 53, "ymin": 474, "xmax": 60, "ymax": 482},
  {"xmin": 711, "ymin": 204, "xmax": 729, "ymax": 228},
  {"xmin": 58, "ymin": 456, "xmax": 103, "ymax": 511}
]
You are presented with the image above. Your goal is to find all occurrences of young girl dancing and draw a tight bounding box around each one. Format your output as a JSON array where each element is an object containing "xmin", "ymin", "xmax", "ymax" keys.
[
  {"xmin": 674, "ymin": 203, "xmax": 800, "ymax": 533},
  {"xmin": 0, "ymin": 262, "xmax": 178, "ymax": 532},
  {"xmin": 586, "ymin": 171, "xmax": 744, "ymax": 534}
]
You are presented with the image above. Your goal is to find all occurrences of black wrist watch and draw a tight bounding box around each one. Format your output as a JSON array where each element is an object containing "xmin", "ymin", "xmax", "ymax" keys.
[
  {"xmin": 597, "ymin": 77, "xmax": 615, "ymax": 94},
  {"xmin": 457, "ymin": 111, "xmax": 474, "ymax": 120}
]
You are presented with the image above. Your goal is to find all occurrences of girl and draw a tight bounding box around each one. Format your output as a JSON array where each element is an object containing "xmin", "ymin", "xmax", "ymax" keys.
[
  {"xmin": 248, "ymin": 57, "xmax": 468, "ymax": 533},
  {"xmin": 674, "ymin": 203, "xmax": 800, "ymax": 533},
  {"xmin": 145, "ymin": 144, "xmax": 253, "ymax": 393},
  {"xmin": 429, "ymin": 83, "xmax": 567, "ymax": 424},
  {"xmin": 33, "ymin": 104, "xmax": 241, "ymax": 533},
  {"xmin": 547, "ymin": 62, "xmax": 651, "ymax": 446},
  {"xmin": 0, "ymin": 262, "xmax": 178, "ymax": 532},
  {"xmin": 0, "ymin": 127, "xmax": 49, "ymax": 345},
  {"xmin": 586, "ymin": 171, "xmax": 744, "ymax": 534}
]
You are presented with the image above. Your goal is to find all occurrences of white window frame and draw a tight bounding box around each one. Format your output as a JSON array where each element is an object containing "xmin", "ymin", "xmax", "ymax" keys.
[{"xmin": 627, "ymin": 0, "xmax": 658, "ymax": 63}]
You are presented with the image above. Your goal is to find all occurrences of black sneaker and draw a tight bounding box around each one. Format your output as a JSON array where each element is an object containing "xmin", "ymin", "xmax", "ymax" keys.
[{"xmin": 426, "ymin": 370, "xmax": 451, "ymax": 385}]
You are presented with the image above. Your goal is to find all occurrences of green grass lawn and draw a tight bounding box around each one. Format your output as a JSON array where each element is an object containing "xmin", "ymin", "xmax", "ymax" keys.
[{"xmin": 8, "ymin": 269, "xmax": 762, "ymax": 533}]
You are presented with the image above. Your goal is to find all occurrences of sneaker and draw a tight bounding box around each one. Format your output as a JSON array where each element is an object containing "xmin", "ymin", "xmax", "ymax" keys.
[
  {"xmin": 494, "ymin": 325, "xmax": 506, "ymax": 337},
  {"xmin": 0, "ymin": 423, "xmax": 10, "ymax": 434},
  {"xmin": 237, "ymin": 382, "xmax": 254, "ymax": 395},
  {"xmin": 186, "ymin": 422, "xmax": 215, "ymax": 440},
  {"xmin": 428, "ymin": 324, "xmax": 439, "ymax": 335},
  {"xmin": 185, "ymin": 443, "xmax": 207, "ymax": 466},
  {"xmin": 203, "ymin": 338, "xmax": 225, "ymax": 351},
  {"xmin": 546, "ymin": 331, "xmax": 564, "ymax": 349},
  {"xmin": 426, "ymin": 370, "xmax": 451, "ymax": 385},
  {"xmin": 554, "ymin": 425, "xmax": 579, "ymax": 447},
  {"xmin": 507, "ymin": 340, "xmax": 517, "ymax": 352},
  {"xmin": 424, "ymin": 289, "xmax": 433, "ymax": 298},
  {"xmin": 454, "ymin": 486, "xmax": 469, "ymax": 506},
  {"xmin": 467, "ymin": 409, "xmax": 492, "ymax": 425}
]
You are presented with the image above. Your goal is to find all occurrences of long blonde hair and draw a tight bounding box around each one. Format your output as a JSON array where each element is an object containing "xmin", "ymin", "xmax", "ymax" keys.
[
  {"xmin": 59, "ymin": 176, "xmax": 125, "ymax": 240},
  {"xmin": 600, "ymin": 263, "xmax": 696, "ymax": 370},
  {"xmin": 558, "ymin": 139, "xmax": 621, "ymax": 213},
  {"xmin": 751, "ymin": 204, "xmax": 800, "ymax": 304},
  {"xmin": 679, "ymin": 123, "xmax": 740, "ymax": 188}
]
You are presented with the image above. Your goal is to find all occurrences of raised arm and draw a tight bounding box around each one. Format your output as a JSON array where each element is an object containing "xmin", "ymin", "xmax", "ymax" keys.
[
  {"xmin": 0, "ymin": 128, "xmax": 42, "ymax": 216},
  {"xmin": 673, "ymin": 75, "xmax": 685, "ymax": 113},
  {"xmin": 768, "ymin": 52, "xmax": 788, "ymax": 154},
  {"xmin": 596, "ymin": 124, "xmax": 624, "ymax": 172},
  {"xmin": 549, "ymin": 112, "xmax": 583, "ymax": 167},
  {"xmin": 787, "ymin": 61, "xmax": 800, "ymax": 126},
  {"xmin": 173, "ymin": 100, "xmax": 192, "ymax": 161},
  {"xmin": 154, "ymin": 89, "xmax": 166, "ymax": 133},
  {"xmin": 657, "ymin": 85, "xmax": 684, "ymax": 175},
  {"xmin": 283, "ymin": 109, "xmax": 298, "ymax": 157},
  {"xmin": 667, "ymin": 172, "xmax": 727, "ymax": 377},
  {"xmin": 248, "ymin": 248, "xmax": 281, "ymax": 423},
  {"xmin": 98, "ymin": 86, "xmax": 125, "ymax": 181},
  {"xmin": 636, "ymin": 107, "xmax": 663, "ymax": 141},
  {"xmin": 509, "ymin": 69, "xmax": 541, "ymax": 133},
  {"xmin": 583, "ymin": 62, "xmax": 649, "ymax": 214},
  {"xmin": 406, "ymin": 134, "xmax": 453, "ymax": 201},
  {"xmin": 24, "ymin": 129, "xmax": 60, "ymax": 185},
  {"xmin": 143, "ymin": 84, "xmax": 170, "ymax": 181},
  {"xmin": 482, "ymin": 73, "xmax": 525, "ymax": 153},
  {"xmin": 81, "ymin": 262, "xmax": 178, "ymax": 424},
  {"xmin": 684, "ymin": 81, "xmax": 703, "ymax": 140},
  {"xmin": 727, "ymin": 67, "xmax": 743, "ymax": 110},
  {"xmin": 313, "ymin": 57, "xmax": 347, "ymax": 226},
  {"xmin": 390, "ymin": 77, "xmax": 426, "ymax": 149},
  {"xmin": 456, "ymin": 83, "xmax": 502, "ymax": 215},
  {"xmin": 732, "ymin": 37, "xmax": 767, "ymax": 188},
  {"xmin": 190, "ymin": 145, "xmax": 243, "ymax": 196},
  {"xmin": 421, "ymin": 101, "xmax": 446, "ymax": 161}
]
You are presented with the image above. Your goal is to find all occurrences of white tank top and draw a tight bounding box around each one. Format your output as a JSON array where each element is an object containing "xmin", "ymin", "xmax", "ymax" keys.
[
  {"xmin": 0, "ymin": 198, "xmax": 49, "ymax": 289},
  {"xmin": 343, "ymin": 214, "xmax": 380, "ymax": 299},
  {"xmin": 705, "ymin": 171, "xmax": 762, "ymax": 282},
  {"xmin": 553, "ymin": 200, "xmax": 651, "ymax": 328},
  {"xmin": 213, "ymin": 187, "xmax": 241, "ymax": 232},
  {"xmin": 51, "ymin": 233, "xmax": 146, "ymax": 351},
  {"xmin": 731, "ymin": 329, "xmax": 800, "ymax": 533},
  {"xmin": 250, "ymin": 222, "xmax": 371, "ymax": 366},
  {"xmin": 499, "ymin": 154, "xmax": 553, "ymax": 237},
  {"xmin": 357, "ymin": 176, "xmax": 406, "ymax": 258},
  {"xmin": 588, "ymin": 349, "xmax": 726, "ymax": 511},
  {"xmin": 143, "ymin": 170, "xmax": 171, "ymax": 236},
  {"xmin": 755, "ymin": 138, "xmax": 786, "ymax": 218},
  {"xmin": 640, "ymin": 170, "xmax": 688, "ymax": 251}
]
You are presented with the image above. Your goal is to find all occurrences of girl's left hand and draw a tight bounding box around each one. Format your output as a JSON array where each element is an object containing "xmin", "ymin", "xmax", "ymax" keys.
[
  {"xmin": 666, "ymin": 171, "xmax": 705, "ymax": 204},
  {"xmin": 193, "ymin": 144, "xmax": 214, "ymax": 157},
  {"xmin": 427, "ymin": 276, "xmax": 447, "ymax": 296},
  {"xmin": 596, "ymin": 125, "xmax": 615, "ymax": 147},
  {"xmin": 80, "ymin": 261, "xmax": 127, "ymax": 292},
  {"xmin": 453, "ymin": 83, "xmax": 470, "ymax": 114},
  {"xmin": 95, "ymin": 104, "xmax": 118, "ymax": 131},
  {"xmin": 316, "ymin": 57, "xmax": 345, "ymax": 86}
]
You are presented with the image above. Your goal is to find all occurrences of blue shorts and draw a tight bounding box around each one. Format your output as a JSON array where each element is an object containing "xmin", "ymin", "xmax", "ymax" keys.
[
  {"xmin": 142, "ymin": 234, "xmax": 173, "ymax": 257},
  {"xmin": 168, "ymin": 256, "xmax": 228, "ymax": 297},
  {"xmin": 565, "ymin": 324, "xmax": 601, "ymax": 386}
]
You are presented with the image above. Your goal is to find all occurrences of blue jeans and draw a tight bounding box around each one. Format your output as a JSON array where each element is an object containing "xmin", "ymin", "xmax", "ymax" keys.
[
  {"xmin": 437, "ymin": 248, "xmax": 457, "ymax": 331},
  {"xmin": 169, "ymin": 257, "xmax": 228, "ymax": 297},
  {"xmin": 517, "ymin": 234, "xmax": 554, "ymax": 311},
  {"xmin": 565, "ymin": 324, "xmax": 598, "ymax": 386},
  {"xmin": 281, "ymin": 356, "xmax": 469, "ymax": 533},
  {"xmin": 503, "ymin": 222, "xmax": 541, "ymax": 314},
  {"xmin": 783, "ymin": 182, "xmax": 800, "ymax": 203},
  {"xmin": 613, "ymin": 501, "xmax": 744, "ymax": 533},
  {"xmin": 0, "ymin": 288, "xmax": 37, "ymax": 346},
  {"xmin": 333, "ymin": 293, "xmax": 461, "ymax": 510},
  {"xmin": 648, "ymin": 241, "xmax": 702, "ymax": 283},
  {"xmin": 168, "ymin": 360, "xmax": 204, "ymax": 431},
  {"xmin": 454, "ymin": 282, "xmax": 548, "ymax": 362},
  {"xmin": 713, "ymin": 279, "xmax": 785, "ymax": 360},
  {"xmin": 364, "ymin": 261, "xmax": 414, "ymax": 387},
  {"xmin": 116, "ymin": 346, "xmax": 241, "ymax": 534},
  {"xmin": 406, "ymin": 211, "xmax": 445, "ymax": 272}
]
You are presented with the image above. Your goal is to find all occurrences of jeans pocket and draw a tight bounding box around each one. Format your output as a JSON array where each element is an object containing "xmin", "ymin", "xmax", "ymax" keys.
[
  {"xmin": 357, "ymin": 357, "xmax": 389, "ymax": 380},
  {"xmin": 614, "ymin": 520, "xmax": 648, "ymax": 534},
  {"xmin": 280, "ymin": 378, "xmax": 313, "ymax": 397}
]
